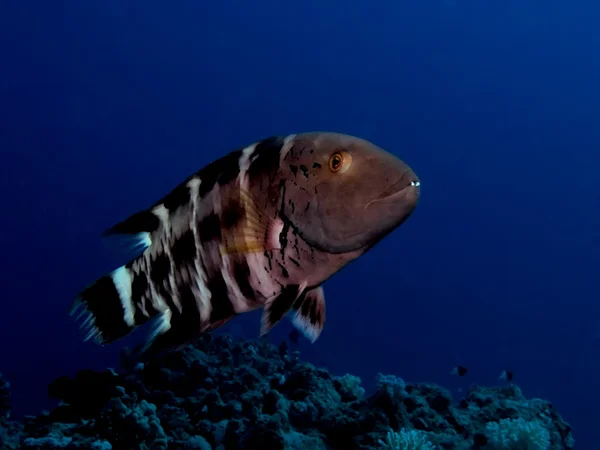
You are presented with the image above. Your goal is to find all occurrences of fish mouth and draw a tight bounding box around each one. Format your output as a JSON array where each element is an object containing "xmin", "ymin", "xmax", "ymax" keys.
[{"xmin": 370, "ymin": 172, "xmax": 421, "ymax": 205}]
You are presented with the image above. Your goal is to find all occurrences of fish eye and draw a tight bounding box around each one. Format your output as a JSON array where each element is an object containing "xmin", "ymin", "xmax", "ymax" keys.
[
  {"xmin": 329, "ymin": 153, "xmax": 342, "ymax": 172},
  {"xmin": 328, "ymin": 151, "xmax": 352, "ymax": 174}
]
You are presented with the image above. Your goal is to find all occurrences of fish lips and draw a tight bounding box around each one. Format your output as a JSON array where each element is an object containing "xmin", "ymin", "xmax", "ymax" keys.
[{"xmin": 366, "ymin": 171, "xmax": 421, "ymax": 210}]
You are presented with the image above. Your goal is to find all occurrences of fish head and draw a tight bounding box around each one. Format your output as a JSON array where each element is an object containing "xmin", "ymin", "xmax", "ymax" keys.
[{"xmin": 281, "ymin": 132, "xmax": 420, "ymax": 254}]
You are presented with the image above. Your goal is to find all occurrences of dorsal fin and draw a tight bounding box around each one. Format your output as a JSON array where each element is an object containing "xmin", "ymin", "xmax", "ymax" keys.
[
  {"xmin": 101, "ymin": 208, "xmax": 163, "ymax": 255},
  {"xmin": 102, "ymin": 210, "xmax": 161, "ymax": 237},
  {"xmin": 99, "ymin": 135, "xmax": 283, "ymax": 242},
  {"xmin": 100, "ymin": 173, "xmax": 198, "ymax": 252},
  {"xmin": 102, "ymin": 178, "xmax": 194, "ymax": 239}
]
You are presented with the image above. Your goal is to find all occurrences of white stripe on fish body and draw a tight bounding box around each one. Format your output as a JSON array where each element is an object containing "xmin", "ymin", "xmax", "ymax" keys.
[
  {"xmin": 110, "ymin": 266, "xmax": 135, "ymax": 327},
  {"xmin": 149, "ymin": 204, "xmax": 183, "ymax": 314},
  {"xmin": 188, "ymin": 175, "xmax": 212, "ymax": 324},
  {"xmin": 126, "ymin": 259, "xmax": 152, "ymax": 321},
  {"xmin": 220, "ymin": 255, "xmax": 254, "ymax": 314},
  {"xmin": 186, "ymin": 177, "xmax": 201, "ymax": 202},
  {"xmin": 151, "ymin": 204, "xmax": 171, "ymax": 234},
  {"xmin": 144, "ymin": 239, "xmax": 175, "ymax": 316},
  {"xmin": 238, "ymin": 143, "xmax": 258, "ymax": 192},
  {"xmin": 132, "ymin": 254, "xmax": 169, "ymax": 316},
  {"xmin": 192, "ymin": 246, "xmax": 212, "ymax": 325},
  {"xmin": 211, "ymin": 180, "xmax": 224, "ymax": 216},
  {"xmin": 278, "ymin": 134, "xmax": 297, "ymax": 166}
]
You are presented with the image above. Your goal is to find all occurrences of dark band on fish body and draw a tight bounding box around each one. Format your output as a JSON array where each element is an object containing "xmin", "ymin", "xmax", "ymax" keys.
[
  {"xmin": 130, "ymin": 271, "xmax": 148, "ymax": 302},
  {"xmin": 207, "ymin": 272, "xmax": 235, "ymax": 323},
  {"xmin": 247, "ymin": 136, "xmax": 285, "ymax": 180},
  {"xmin": 149, "ymin": 253, "xmax": 179, "ymax": 313},
  {"xmin": 78, "ymin": 276, "xmax": 134, "ymax": 343},
  {"xmin": 150, "ymin": 253, "xmax": 171, "ymax": 285},
  {"xmin": 197, "ymin": 150, "xmax": 243, "ymax": 197},
  {"xmin": 171, "ymin": 229, "xmax": 197, "ymax": 267},
  {"xmin": 162, "ymin": 183, "xmax": 191, "ymax": 213},
  {"xmin": 131, "ymin": 271, "xmax": 152, "ymax": 322},
  {"xmin": 221, "ymin": 199, "xmax": 244, "ymax": 229},
  {"xmin": 198, "ymin": 213, "xmax": 221, "ymax": 243},
  {"xmin": 233, "ymin": 260, "xmax": 256, "ymax": 302},
  {"xmin": 176, "ymin": 283, "xmax": 202, "ymax": 332}
]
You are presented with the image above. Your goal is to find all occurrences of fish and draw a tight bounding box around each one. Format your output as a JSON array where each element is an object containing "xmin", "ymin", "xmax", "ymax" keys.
[
  {"xmin": 499, "ymin": 369, "xmax": 514, "ymax": 382},
  {"xmin": 451, "ymin": 365, "xmax": 468, "ymax": 377},
  {"xmin": 71, "ymin": 132, "xmax": 420, "ymax": 358}
]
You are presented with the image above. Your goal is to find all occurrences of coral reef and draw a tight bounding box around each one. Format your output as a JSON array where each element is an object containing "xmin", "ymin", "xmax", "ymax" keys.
[
  {"xmin": 0, "ymin": 335, "xmax": 574, "ymax": 449},
  {"xmin": 0, "ymin": 373, "xmax": 22, "ymax": 449}
]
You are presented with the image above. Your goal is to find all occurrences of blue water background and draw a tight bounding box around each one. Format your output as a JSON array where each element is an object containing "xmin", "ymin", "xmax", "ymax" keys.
[{"xmin": 1, "ymin": 0, "xmax": 598, "ymax": 446}]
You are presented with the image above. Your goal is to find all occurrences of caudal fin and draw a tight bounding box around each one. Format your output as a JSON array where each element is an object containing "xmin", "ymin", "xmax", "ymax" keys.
[{"xmin": 71, "ymin": 265, "xmax": 158, "ymax": 345}]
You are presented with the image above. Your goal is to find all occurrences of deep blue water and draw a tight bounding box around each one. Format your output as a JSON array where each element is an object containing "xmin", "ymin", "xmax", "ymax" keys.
[{"xmin": 1, "ymin": 0, "xmax": 598, "ymax": 447}]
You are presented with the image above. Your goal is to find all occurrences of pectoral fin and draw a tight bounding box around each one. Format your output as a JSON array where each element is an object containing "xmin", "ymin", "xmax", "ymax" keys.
[{"xmin": 219, "ymin": 189, "xmax": 284, "ymax": 255}]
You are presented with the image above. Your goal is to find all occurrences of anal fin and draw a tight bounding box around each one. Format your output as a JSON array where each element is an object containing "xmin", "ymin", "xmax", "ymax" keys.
[
  {"xmin": 261, "ymin": 283, "xmax": 306, "ymax": 336},
  {"xmin": 136, "ymin": 285, "xmax": 205, "ymax": 360},
  {"xmin": 290, "ymin": 286, "xmax": 326, "ymax": 343}
]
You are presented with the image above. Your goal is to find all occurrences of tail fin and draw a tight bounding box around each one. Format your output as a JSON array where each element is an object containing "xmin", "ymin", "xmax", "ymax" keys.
[{"xmin": 71, "ymin": 264, "xmax": 159, "ymax": 345}]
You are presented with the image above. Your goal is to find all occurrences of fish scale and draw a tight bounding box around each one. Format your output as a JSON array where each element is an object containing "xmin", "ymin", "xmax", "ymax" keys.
[{"xmin": 72, "ymin": 132, "xmax": 420, "ymax": 358}]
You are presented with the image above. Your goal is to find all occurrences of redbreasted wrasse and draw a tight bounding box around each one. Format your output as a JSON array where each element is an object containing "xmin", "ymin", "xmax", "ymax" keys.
[{"xmin": 72, "ymin": 132, "xmax": 420, "ymax": 357}]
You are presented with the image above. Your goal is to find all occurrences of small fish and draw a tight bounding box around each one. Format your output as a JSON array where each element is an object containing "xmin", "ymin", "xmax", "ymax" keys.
[
  {"xmin": 451, "ymin": 365, "xmax": 468, "ymax": 377},
  {"xmin": 71, "ymin": 132, "xmax": 420, "ymax": 358},
  {"xmin": 499, "ymin": 369, "xmax": 514, "ymax": 382}
]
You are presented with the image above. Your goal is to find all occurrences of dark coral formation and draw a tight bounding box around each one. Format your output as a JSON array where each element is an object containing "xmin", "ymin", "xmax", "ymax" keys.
[
  {"xmin": 0, "ymin": 335, "xmax": 575, "ymax": 449},
  {"xmin": 0, "ymin": 373, "xmax": 22, "ymax": 449}
]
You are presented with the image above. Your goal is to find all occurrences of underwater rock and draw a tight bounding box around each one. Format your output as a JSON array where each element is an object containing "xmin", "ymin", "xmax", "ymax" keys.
[
  {"xmin": 1, "ymin": 336, "xmax": 575, "ymax": 449},
  {"xmin": 0, "ymin": 373, "xmax": 10, "ymax": 421},
  {"xmin": 0, "ymin": 372, "xmax": 22, "ymax": 449}
]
